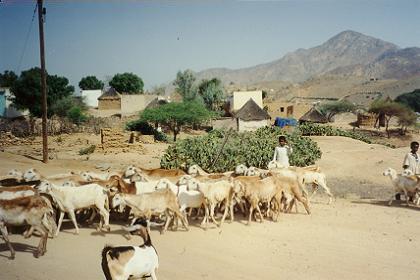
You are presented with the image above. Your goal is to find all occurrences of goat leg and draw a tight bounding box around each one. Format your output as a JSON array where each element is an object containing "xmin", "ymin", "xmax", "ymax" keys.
[{"xmin": 0, "ymin": 225, "xmax": 15, "ymax": 260}]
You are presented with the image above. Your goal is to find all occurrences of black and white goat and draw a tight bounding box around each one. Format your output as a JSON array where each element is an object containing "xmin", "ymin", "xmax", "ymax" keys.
[{"xmin": 101, "ymin": 218, "xmax": 159, "ymax": 280}]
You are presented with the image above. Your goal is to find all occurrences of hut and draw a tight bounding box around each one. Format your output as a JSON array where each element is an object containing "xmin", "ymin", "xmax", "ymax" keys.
[
  {"xmin": 98, "ymin": 87, "xmax": 121, "ymax": 110},
  {"xmin": 234, "ymin": 98, "xmax": 271, "ymax": 131},
  {"xmin": 299, "ymin": 107, "xmax": 328, "ymax": 123}
]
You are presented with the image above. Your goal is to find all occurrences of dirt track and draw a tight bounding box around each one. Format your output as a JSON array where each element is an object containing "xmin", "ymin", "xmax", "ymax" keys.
[{"xmin": 0, "ymin": 135, "xmax": 419, "ymax": 279}]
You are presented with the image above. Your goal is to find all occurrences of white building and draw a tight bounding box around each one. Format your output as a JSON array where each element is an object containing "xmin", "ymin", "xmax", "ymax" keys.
[
  {"xmin": 0, "ymin": 87, "xmax": 29, "ymax": 118},
  {"xmin": 80, "ymin": 89, "xmax": 103, "ymax": 108}
]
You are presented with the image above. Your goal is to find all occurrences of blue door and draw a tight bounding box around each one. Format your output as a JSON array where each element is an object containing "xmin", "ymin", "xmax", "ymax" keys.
[{"xmin": 0, "ymin": 90, "xmax": 6, "ymax": 117}]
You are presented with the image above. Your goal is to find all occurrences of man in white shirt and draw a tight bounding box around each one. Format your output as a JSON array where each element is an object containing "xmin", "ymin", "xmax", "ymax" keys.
[
  {"xmin": 396, "ymin": 141, "xmax": 419, "ymax": 201},
  {"xmin": 272, "ymin": 135, "xmax": 293, "ymax": 167},
  {"xmin": 403, "ymin": 141, "xmax": 419, "ymax": 175}
]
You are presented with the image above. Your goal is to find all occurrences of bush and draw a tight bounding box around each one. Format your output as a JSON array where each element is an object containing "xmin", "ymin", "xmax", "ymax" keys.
[
  {"xmin": 67, "ymin": 106, "xmax": 88, "ymax": 124},
  {"xmin": 126, "ymin": 120, "xmax": 155, "ymax": 134},
  {"xmin": 126, "ymin": 120, "xmax": 168, "ymax": 142},
  {"xmin": 160, "ymin": 126, "xmax": 322, "ymax": 172},
  {"xmin": 298, "ymin": 123, "xmax": 372, "ymax": 143},
  {"xmin": 79, "ymin": 145, "xmax": 96, "ymax": 155}
]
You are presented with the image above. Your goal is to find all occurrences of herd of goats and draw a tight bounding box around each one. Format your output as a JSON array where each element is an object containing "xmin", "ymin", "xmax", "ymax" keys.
[{"xmin": 0, "ymin": 161, "xmax": 419, "ymax": 280}]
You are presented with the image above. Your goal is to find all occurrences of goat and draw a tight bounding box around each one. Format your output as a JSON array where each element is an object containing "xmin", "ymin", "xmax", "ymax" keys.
[
  {"xmin": 111, "ymin": 190, "xmax": 188, "ymax": 234},
  {"xmin": 297, "ymin": 170, "xmax": 333, "ymax": 204},
  {"xmin": 383, "ymin": 167, "xmax": 420, "ymax": 206},
  {"xmin": 101, "ymin": 218, "xmax": 159, "ymax": 280},
  {"xmin": 124, "ymin": 165, "xmax": 186, "ymax": 179},
  {"xmin": 155, "ymin": 178, "xmax": 205, "ymax": 221},
  {"xmin": 36, "ymin": 181, "xmax": 110, "ymax": 236},
  {"xmin": 187, "ymin": 164, "xmax": 234, "ymax": 179},
  {"xmin": 186, "ymin": 177, "xmax": 239, "ymax": 228},
  {"xmin": 0, "ymin": 195, "xmax": 55, "ymax": 259}
]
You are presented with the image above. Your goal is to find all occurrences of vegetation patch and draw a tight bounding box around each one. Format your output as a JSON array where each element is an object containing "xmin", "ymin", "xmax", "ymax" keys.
[{"xmin": 161, "ymin": 126, "xmax": 322, "ymax": 172}]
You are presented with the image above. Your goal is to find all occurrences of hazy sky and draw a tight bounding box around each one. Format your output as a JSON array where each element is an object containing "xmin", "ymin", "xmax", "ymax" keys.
[{"xmin": 1, "ymin": 0, "xmax": 420, "ymax": 91}]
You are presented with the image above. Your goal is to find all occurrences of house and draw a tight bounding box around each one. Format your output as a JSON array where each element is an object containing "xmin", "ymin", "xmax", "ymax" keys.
[
  {"xmin": 231, "ymin": 90, "xmax": 263, "ymax": 111},
  {"xmin": 97, "ymin": 87, "xmax": 157, "ymax": 116},
  {"xmin": 80, "ymin": 89, "xmax": 103, "ymax": 108},
  {"xmin": 214, "ymin": 90, "xmax": 270, "ymax": 131},
  {"xmin": 299, "ymin": 107, "xmax": 328, "ymax": 123},
  {"xmin": 0, "ymin": 87, "xmax": 28, "ymax": 118},
  {"xmin": 234, "ymin": 98, "xmax": 271, "ymax": 131}
]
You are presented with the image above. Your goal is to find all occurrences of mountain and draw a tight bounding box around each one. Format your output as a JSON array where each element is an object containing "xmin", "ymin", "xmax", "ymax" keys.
[{"xmin": 195, "ymin": 30, "xmax": 420, "ymax": 85}]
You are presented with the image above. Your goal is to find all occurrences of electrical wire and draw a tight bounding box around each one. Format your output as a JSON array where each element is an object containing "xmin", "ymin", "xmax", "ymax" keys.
[{"xmin": 16, "ymin": 3, "xmax": 38, "ymax": 74}]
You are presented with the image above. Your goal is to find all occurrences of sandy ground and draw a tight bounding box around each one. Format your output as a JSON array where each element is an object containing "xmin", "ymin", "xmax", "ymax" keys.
[{"xmin": 0, "ymin": 134, "xmax": 419, "ymax": 279}]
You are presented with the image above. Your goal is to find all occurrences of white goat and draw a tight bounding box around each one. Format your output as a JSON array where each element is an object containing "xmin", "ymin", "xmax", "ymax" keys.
[
  {"xmin": 101, "ymin": 218, "xmax": 159, "ymax": 280},
  {"xmin": 36, "ymin": 181, "xmax": 110, "ymax": 236},
  {"xmin": 383, "ymin": 167, "xmax": 420, "ymax": 206},
  {"xmin": 155, "ymin": 178, "xmax": 205, "ymax": 220}
]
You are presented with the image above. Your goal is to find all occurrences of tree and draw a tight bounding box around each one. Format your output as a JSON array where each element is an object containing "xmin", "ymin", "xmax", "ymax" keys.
[
  {"xmin": 398, "ymin": 107, "xmax": 417, "ymax": 135},
  {"xmin": 197, "ymin": 78, "xmax": 225, "ymax": 111},
  {"xmin": 395, "ymin": 89, "xmax": 420, "ymax": 112},
  {"xmin": 319, "ymin": 100, "xmax": 357, "ymax": 122},
  {"xmin": 78, "ymin": 75, "xmax": 104, "ymax": 90},
  {"xmin": 0, "ymin": 70, "xmax": 17, "ymax": 87},
  {"xmin": 150, "ymin": 85, "xmax": 166, "ymax": 96},
  {"xmin": 173, "ymin": 70, "xmax": 198, "ymax": 102},
  {"xmin": 140, "ymin": 101, "xmax": 215, "ymax": 141},
  {"xmin": 369, "ymin": 100, "xmax": 405, "ymax": 138},
  {"xmin": 11, "ymin": 67, "xmax": 74, "ymax": 118},
  {"xmin": 109, "ymin": 72, "xmax": 144, "ymax": 94}
]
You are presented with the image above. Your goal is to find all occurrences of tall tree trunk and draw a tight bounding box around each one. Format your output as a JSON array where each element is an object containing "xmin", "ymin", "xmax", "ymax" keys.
[{"xmin": 385, "ymin": 117, "xmax": 391, "ymax": 138}]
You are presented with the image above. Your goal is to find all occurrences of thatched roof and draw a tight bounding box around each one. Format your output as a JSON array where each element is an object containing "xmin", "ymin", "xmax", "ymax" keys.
[
  {"xmin": 145, "ymin": 97, "xmax": 169, "ymax": 110},
  {"xmin": 235, "ymin": 98, "xmax": 271, "ymax": 121},
  {"xmin": 299, "ymin": 107, "xmax": 328, "ymax": 123},
  {"xmin": 98, "ymin": 87, "xmax": 121, "ymax": 100}
]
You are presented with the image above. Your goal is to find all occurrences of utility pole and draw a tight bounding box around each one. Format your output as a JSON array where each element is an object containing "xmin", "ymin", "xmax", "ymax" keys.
[{"xmin": 37, "ymin": 0, "xmax": 48, "ymax": 163}]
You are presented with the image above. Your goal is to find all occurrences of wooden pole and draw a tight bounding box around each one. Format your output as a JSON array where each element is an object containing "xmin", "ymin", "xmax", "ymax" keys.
[{"xmin": 37, "ymin": 0, "xmax": 48, "ymax": 163}]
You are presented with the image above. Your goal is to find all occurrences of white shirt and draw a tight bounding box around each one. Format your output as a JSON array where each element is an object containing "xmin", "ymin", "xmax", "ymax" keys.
[
  {"xmin": 272, "ymin": 145, "xmax": 293, "ymax": 167},
  {"xmin": 403, "ymin": 152, "xmax": 420, "ymax": 175}
]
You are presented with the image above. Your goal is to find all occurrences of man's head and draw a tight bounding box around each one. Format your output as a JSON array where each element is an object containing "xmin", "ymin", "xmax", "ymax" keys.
[
  {"xmin": 410, "ymin": 141, "xmax": 419, "ymax": 153},
  {"xmin": 278, "ymin": 135, "xmax": 287, "ymax": 147}
]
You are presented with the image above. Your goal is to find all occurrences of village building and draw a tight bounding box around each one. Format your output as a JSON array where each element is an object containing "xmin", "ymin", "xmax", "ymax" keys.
[
  {"xmin": 80, "ymin": 89, "xmax": 103, "ymax": 108},
  {"xmin": 214, "ymin": 90, "xmax": 271, "ymax": 131},
  {"xmin": 97, "ymin": 87, "xmax": 157, "ymax": 116},
  {"xmin": 299, "ymin": 106, "xmax": 328, "ymax": 123},
  {"xmin": 0, "ymin": 87, "xmax": 28, "ymax": 118}
]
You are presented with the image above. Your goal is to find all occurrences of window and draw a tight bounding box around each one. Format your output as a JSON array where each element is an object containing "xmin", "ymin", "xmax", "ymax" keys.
[{"xmin": 280, "ymin": 107, "xmax": 284, "ymax": 112}]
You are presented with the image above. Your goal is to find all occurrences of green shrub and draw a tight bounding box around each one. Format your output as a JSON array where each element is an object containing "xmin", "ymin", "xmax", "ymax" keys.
[
  {"xmin": 126, "ymin": 120, "xmax": 155, "ymax": 134},
  {"xmin": 154, "ymin": 131, "xmax": 168, "ymax": 142},
  {"xmin": 298, "ymin": 123, "xmax": 372, "ymax": 143},
  {"xmin": 160, "ymin": 126, "xmax": 322, "ymax": 172},
  {"xmin": 79, "ymin": 145, "xmax": 96, "ymax": 155},
  {"xmin": 67, "ymin": 106, "xmax": 88, "ymax": 124}
]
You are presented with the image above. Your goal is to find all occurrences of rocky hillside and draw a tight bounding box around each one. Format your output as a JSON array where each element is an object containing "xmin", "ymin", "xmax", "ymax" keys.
[{"xmin": 195, "ymin": 30, "xmax": 419, "ymax": 85}]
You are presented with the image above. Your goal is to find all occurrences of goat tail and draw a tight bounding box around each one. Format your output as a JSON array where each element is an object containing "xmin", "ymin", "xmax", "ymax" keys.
[{"xmin": 101, "ymin": 246, "xmax": 113, "ymax": 280}]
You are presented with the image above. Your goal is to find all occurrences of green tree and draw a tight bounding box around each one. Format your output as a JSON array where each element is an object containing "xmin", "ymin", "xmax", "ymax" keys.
[
  {"xmin": 0, "ymin": 70, "xmax": 18, "ymax": 87},
  {"xmin": 369, "ymin": 100, "xmax": 405, "ymax": 138},
  {"xmin": 78, "ymin": 75, "xmax": 104, "ymax": 90},
  {"xmin": 398, "ymin": 107, "xmax": 417, "ymax": 135},
  {"xmin": 173, "ymin": 70, "xmax": 198, "ymax": 101},
  {"xmin": 395, "ymin": 89, "xmax": 420, "ymax": 112},
  {"xmin": 11, "ymin": 67, "xmax": 74, "ymax": 118},
  {"xmin": 198, "ymin": 78, "xmax": 225, "ymax": 111},
  {"xmin": 319, "ymin": 100, "xmax": 357, "ymax": 122},
  {"xmin": 140, "ymin": 101, "xmax": 215, "ymax": 141},
  {"xmin": 109, "ymin": 72, "xmax": 144, "ymax": 94}
]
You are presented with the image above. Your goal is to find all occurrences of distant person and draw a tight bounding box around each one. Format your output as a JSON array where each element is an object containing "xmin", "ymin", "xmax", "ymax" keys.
[
  {"xmin": 272, "ymin": 135, "xmax": 293, "ymax": 167},
  {"xmin": 396, "ymin": 141, "xmax": 419, "ymax": 200},
  {"xmin": 403, "ymin": 141, "xmax": 419, "ymax": 175}
]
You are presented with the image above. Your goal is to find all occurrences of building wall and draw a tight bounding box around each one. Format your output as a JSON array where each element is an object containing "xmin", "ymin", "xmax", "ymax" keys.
[
  {"xmin": 98, "ymin": 99, "xmax": 121, "ymax": 110},
  {"xmin": 267, "ymin": 101, "xmax": 312, "ymax": 120},
  {"xmin": 0, "ymin": 87, "xmax": 29, "ymax": 118},
  {"xmin": 232, "ymin": 91, "xmax": 263, "ymax": 111},
  {"xmin": 120, "ymin": 94, "xmax": 157, "ymax": 114},
  {"xmin": 238, "ymin": 119, "xmax": 268, "ymax": 132},
  {"xmin": 80, "ymin": 90, "xmax": 102, "ymax": 108},
  {"xmin": 212, "ymin": 117, "xmax": 237, "ymax": 130}
]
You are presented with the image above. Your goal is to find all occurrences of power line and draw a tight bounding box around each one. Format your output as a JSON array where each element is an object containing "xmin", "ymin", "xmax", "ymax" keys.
[{"xmin": 16, "ymin": 3, "xmax": 38, "ymax": 74}]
